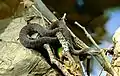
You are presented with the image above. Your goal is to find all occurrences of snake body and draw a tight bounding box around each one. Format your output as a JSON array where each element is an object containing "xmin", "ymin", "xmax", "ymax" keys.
[
  {"xmin": 19, "ymin": 23, "xmax": 60, "ymax": 49},
  {"xmin": 19, "ymin": 20, "xmax": 82, "ymax": 55}
]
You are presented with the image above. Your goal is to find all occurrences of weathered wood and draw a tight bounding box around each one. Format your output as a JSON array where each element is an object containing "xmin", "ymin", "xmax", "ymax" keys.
[
  {"xmin": 107, "ymin": 27, "xmax": 120, "ymax": 76},
  {"xmin": 0, "ymin": 6, "xmax": 60, "ymax": 76}
]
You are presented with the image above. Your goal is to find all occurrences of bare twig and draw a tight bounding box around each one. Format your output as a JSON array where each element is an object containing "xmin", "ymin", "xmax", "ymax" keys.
[
  {"xmin": 74, "ymin": 22, "xmax": 118, "ymax": 76},
  {"xmin": 61, "ymin": 13, "xmax": 67, "ymax": 20},
  {"xmin": 75, "ymin": 21, "xmax": 100, "ymax": 49},
  {"xmin": 43, "ymin": 44, "xmax": 72, "ymax": 76},
  {"xmin": 66, "ymin": 26, "xmax": 89, "ymax": 49}
]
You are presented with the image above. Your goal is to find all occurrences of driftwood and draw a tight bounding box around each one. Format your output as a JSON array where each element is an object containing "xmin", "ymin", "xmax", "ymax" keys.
[{"xmin": 0, "ymin": 3, "xmax": 60, "ymax": 76}]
